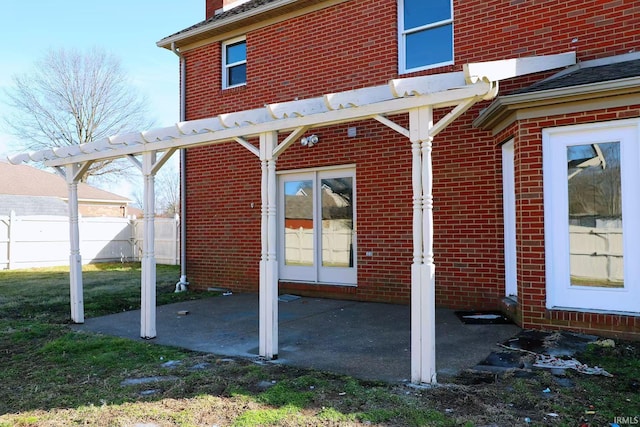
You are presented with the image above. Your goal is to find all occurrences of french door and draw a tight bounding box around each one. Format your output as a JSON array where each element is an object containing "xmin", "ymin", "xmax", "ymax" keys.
[
  {"xmin": 278, "ymin": 168, "xmax": 357, "ymax": 285},
  {"xmin": 543, "ymin": 119, "xmax": 640, "ymax": 313}
]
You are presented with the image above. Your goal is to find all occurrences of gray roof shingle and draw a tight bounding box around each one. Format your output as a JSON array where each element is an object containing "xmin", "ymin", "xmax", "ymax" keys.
[
  {"xmin": 0, "ymin": 161, "xmax": 130, "ymax": 202},
  {"xmin": 0, "ymin": 194, "xmax": 68, "ymax": 216},
  {"xmin": 515, "ymin": 59, "xmax": 640, "ymax": 94},
  {"xmin": 161, "ymin": 0, "xmax": 278, "ymax": 41}
]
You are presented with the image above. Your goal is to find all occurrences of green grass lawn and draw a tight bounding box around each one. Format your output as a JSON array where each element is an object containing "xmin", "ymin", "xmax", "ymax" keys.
[
  {"xmin": 0, "ymin": 263, "xmax": 204, "ymax": 323},
  {"xmin": 0, "ymin": 263, "xmax": 638, "ymax": 426}
]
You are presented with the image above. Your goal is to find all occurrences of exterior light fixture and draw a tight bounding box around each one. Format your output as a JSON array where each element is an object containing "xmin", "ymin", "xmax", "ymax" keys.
[{"xmin": 300, "ymin": 134, "xmax": 319, "ymax": 147}]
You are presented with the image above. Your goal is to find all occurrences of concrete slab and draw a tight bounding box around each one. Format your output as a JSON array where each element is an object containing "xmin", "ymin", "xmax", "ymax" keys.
[{"xmin": 73, "ymin": 293, "xmax": 521, "ymax": 383}]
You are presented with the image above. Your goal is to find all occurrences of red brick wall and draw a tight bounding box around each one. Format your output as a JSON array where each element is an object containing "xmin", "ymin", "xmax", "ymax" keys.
[
  {"xmin": 206, "ymin": 0, "xmax": 238, "ymax": 19},
  {"xmin": 432, "ymin": 110, "xmax": 505, "ymax": 310},
  {"xmin": 455, "ymin": 0, "xmax": 639, "ymax": 64},
  {"xmin": 79, "ymin": 203, "xmax": 127, "ymax": 218},
  {"xmin": 183, "ymin": 0, "xmax": 640, "ymax": 333},
  {"xmin": 185, "ymin": 142, "xmax": 261, "ymax": 293},
  {"xmin": 206, "ymin": 0, "xmax": 220, "ymax": 18}
]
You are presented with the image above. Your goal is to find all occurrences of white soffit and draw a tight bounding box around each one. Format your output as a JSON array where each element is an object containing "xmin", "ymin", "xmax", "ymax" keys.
[{"xmin": 8, "ymin": 53, "xmax": 576, "ymax": 168}]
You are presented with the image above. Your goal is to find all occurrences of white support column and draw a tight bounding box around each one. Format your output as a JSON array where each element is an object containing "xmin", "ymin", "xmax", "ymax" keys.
[
  {"xmin": 410, "ymin": 120, "xmax": 423, "ymax": 383},
  {"xmin": 409, "ymin": 106, "xmax": 437, "ymax": 384},
  {"xmin": 140, "ymin": 151, "xmax": 157, "ymax": 339},
  {"xmin": 65, "ymin": 164, "xmax": 84, "ymax": 324},
  {"xmin": 259, "ymin": 131, "xmax": 279, "ymax": 359}
]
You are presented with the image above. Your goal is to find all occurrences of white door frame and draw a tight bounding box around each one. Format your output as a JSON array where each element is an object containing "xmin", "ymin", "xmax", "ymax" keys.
[
  {"xmin": 502, "ymin": 139, "xmax": 517, "ymax": 299},
  {"xmin": 543, "ymin": 118, "xmax": 640, "ymax": 313}
]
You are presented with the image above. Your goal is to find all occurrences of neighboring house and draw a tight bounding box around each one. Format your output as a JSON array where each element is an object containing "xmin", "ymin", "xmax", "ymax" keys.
[
  {"xmin": 155, "ymin": 0, "xmax": 640, "ymax": 340},
  {"xmin": 0, "ymin": 161, "xmax": 131, "ymax": 217}
]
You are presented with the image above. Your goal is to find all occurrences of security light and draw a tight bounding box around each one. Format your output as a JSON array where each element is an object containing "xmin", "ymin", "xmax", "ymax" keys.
[{"xmin": 300, "ymin": 134, "xmax": 319, "ymax": 147}]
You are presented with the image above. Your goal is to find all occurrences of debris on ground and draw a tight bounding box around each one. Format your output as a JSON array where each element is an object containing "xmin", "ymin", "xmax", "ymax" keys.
[
  {"xmin": 591, "ymin": 338, "xmax": 616, "ymax": 348},
  {"xmin": 503, "ymin": 329, "xmax": 596, "ymax": 357},
  {"xmin": 496, "ymin": 342, "xmax": 613, "ymax": 377},
  {"xmin": 532, "ymin": 353, "xmax": 613, "ymax": 376}
]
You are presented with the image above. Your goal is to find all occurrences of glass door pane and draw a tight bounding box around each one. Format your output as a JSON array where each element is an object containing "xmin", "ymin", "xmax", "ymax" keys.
[
  {"xmin": 321, "ymin": 177, "xmax": 354, "ymax": 268},
  {"xmin": 284, "ymin": 180, "xmax": 314, "ymax": 267},
  {"xmin": 279, "ymin": 168, "xmax": 357, "ymax": 286},
  {"xmin": 318, "ymin": 170, "xmax": 357, "ymax": 284},
  {"xmin": 567, "ymin": 142, "xmax": 623, "ymax": 288}
]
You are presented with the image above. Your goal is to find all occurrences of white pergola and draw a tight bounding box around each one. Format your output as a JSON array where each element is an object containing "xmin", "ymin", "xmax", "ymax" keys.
[{"xmin": 9, "ymin": 52, "xmax": 574, "ymax": 384}]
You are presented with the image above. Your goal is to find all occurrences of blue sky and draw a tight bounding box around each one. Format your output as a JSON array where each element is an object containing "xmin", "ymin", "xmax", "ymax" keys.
[{"xmin": 0, "ymin": 0, "xmax": 203, "ymax": 159}]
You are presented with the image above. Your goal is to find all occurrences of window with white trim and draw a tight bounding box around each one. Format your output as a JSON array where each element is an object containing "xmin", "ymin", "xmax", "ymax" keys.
[
  {"xmin": 222, "ymin": 36, "xmax": 246, "ymax": 88},
  {"xmin": 398, "ymin": 0, "xmax": 454, "ymax": 74}
]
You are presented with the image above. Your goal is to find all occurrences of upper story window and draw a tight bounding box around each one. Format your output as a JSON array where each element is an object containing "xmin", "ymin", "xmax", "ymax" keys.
[
  {"xmin": 222, "ymin": 36, "xmax": 246, "ymax": 89},
  {"xmin": 398, "ymin": 0, "xmax": 454, "ymax": 74}
]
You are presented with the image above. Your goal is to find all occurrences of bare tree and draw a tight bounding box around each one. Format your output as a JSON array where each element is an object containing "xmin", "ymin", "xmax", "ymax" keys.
[
  {"xmin": 2, "ymin": 47, "xmax": 153, "ymax": 182},
  {"xmin": 155, "ymin": 163, "xmax": 181, "ymax": 216},
  {"xmin": 568, "ymin": 142, "xmax": 622, "ymax": 219}
]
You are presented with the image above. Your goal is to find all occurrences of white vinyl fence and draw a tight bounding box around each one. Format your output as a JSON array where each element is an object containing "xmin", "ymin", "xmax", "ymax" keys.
[
  {"xmin": 284, "ymin": 220, "xmax": 354, "ymax": 267},
  {"xmin": 569, "ymin": 224, "xmax": 623, "ymax": 284},
  {"xmin": 0, "ymin": 211, "xmax": 179, "ymax": 270}
]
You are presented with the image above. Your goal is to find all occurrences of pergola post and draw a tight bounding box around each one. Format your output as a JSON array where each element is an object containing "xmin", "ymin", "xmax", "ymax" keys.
[
  {"xmin": 259, "ymin": 131, "xmax": 278, "ymax": 359},
  {"xmin": 65, "ymin": 164, "xmax": 84, "ymax": 324},
  {"xmin": 410, "ymin": 106, "xmax": 437, "ymax": 384},
  {"xmin": 141, "ymin": 151, "xmax": 157, "ymax": 339}
]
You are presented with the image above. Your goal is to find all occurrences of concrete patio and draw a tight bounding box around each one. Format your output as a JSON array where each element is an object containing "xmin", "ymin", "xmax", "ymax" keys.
[{"xmin": 73, "ymin": 293, "xmax": 521, "ymax": 383}]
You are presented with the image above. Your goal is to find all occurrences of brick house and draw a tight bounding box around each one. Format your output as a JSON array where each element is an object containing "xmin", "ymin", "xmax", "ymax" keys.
[
  {"xmin": 156, "ymin": 0, "xmax": 640, "ymax": 344},
  {"xmin": 9, "ymin": 0, "xmax": 639, "ymax": 384},
  {"xmin": 0, "ymin": 161, "xmax": 131, "ymax": 217}
]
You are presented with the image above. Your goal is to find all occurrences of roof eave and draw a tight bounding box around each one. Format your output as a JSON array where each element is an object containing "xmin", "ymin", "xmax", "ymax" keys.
[
  {"xmin": 157, "ymin": 0, "xmax": 301, "ymax": 50},
  {"xmin": 61, "ymin": 197, "xmax": 131, "ymax": 204},
  {"xmin": 474, "ymin": 76, "xmax": 640, "ymax": 131}
]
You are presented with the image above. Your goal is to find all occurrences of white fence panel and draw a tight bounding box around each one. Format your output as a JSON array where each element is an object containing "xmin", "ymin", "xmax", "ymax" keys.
[
  {"xmin": 284, "ymin": 220, "xmax": 353, "ymax": 267},
  {"xmin": 569, "ymin": 225, "xmax": 623, "ymax": 284},
  {"xmin": 80, "ymin": 217, "xmax": 134, "ymax": 263},
  {"xmin": 0, "ymin": 212, "xmax": 179, "ymax": 270},
  {"xmin": 132, "ymin": 217, "xmax": 179, "ymax": 265},
  {"xmin": 8, "ymin": 215, "xmax": 70, "ymax": 269},
  {"xmin": 0, "ymin": 213, "xmax": 13, "ymax": 269}
]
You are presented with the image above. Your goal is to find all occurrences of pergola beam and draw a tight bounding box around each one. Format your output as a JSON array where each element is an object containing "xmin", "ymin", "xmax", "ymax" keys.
[
  {"xmin": 151, "ymin": 148, "xmax": 178, "ymax": 175},
  {"xmin": 233, "ymin": 137, "xmax": 260, "ymax": 157},
  {"xmin": 38, "ymin": 82, "xmax": 492, "ymax": 168},
  {"xmin": 373, "ymin": 115, "xmax": 410, "ymax": 138},
  {"xmin": 430, "ymin": 96, "xmax": 483, "ymax": 137},
  {"xmin": 272, "ymin": 126, "xmax": 308, "ymax": 157}
]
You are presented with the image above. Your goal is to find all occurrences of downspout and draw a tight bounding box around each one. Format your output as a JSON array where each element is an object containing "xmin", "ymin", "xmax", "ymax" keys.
[{"xmin": 172, "ymin": 42, "xmax": 189, "ymax": 292}]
